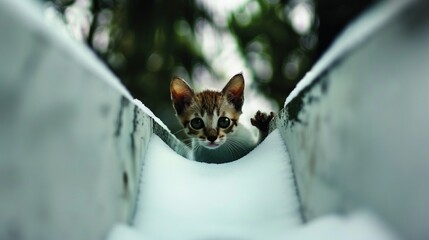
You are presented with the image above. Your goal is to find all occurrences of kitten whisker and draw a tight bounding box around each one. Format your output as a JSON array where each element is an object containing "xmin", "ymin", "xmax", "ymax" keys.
[
  {"xmin": 170, "ymin": 73, "xmax": 262, "ymax": 163},
  {"xmin": 172, "ymin": 128, "xmax": 188, "ymax": 135},
  {"xmin": 226, "ymin": 138, "xmax": 247, "ymax": 149}
]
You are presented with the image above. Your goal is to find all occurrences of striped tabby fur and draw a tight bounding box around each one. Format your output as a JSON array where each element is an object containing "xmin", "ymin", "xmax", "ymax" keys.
[{"xmin": 171, "ymin": 73, "xmax": 272, "ymax": 163}]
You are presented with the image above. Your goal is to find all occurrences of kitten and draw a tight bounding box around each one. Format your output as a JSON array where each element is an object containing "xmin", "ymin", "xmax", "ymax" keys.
[{"xmin": 170, "ymin": 73, "xmax": 274, "ymax": 163}]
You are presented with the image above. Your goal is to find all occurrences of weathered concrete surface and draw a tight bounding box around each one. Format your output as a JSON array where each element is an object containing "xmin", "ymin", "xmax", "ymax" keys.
[
  {"xmin": 0, "ymin": 0, "xmax": 187, "ymax": 239},
  {"xmin": 3, "ymin": 0, "xmax": 429, "ymax": 239},
  {"xmin": 276, "ymin": 1, "xmax": 429, "ymax": 239}
]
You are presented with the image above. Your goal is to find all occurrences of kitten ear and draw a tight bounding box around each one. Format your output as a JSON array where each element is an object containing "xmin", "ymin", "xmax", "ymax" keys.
[
  {"xmin": 222, "ymin": 73, "xmax": 245, "ymax": 112},
  {"xmin": 170, "ymin": 77, "xmax": 194, "ymax": 115}
]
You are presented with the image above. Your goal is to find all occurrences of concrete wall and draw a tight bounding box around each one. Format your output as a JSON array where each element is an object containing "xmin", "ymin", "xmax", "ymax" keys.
[
  {"xmin": 0, "ymin": 1, "xmax": 186, "ymax": 239},
  {"xmin": 2, "ymin": 0, "xmax": 428, "ymax": 239},
  {"xmin": 276, "ymin": 1, "xmax": 429, "ymax": 239}
]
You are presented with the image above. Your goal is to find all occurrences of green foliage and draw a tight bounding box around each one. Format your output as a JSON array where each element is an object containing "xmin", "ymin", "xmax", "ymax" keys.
[
  {"xmin": 106, "ymin": 0, "xmax": 215, "ymax": 128},
  {"xmin": 44, "ymin": 0, "xmax": 374, "ymax": 132},
  {"xmin": 229, "ymin": 0, "xmax": 316, "ymax": 106}
]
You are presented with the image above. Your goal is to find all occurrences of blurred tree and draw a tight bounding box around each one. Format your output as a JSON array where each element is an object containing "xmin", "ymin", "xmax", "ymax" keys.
[
  {"xmin": 106, "ymin": 0, "xmax": 216, "ymax": 131},
  {"xmin": 44, "ymin": 0, "xmax": 374, "ymax": 132},
  {"xmin": 43, "ymin": 0, "xmax": 217, "ymax": 133},
  {"xmin": 229, "ymin": 0, "xmax": 375, "ymax": 106},
  {"xmin": 229, "ymin": 0, "xmax": 316, "ymax": 106},
  {"xmin": 316, "ymin": 0, "xmax": 375, "ymax": 59}
]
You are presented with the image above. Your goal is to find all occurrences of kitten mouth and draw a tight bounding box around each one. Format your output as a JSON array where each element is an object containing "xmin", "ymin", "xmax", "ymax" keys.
[{"xmin": 205, "ymin": 142, "xmax": 221, "ymax": 149}]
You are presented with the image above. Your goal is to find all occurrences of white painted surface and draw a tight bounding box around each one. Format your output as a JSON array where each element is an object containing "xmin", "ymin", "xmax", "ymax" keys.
[
  {"xmin": 285, "ymin": 212, "xmax": 398, "ymax": 240},
  {"xmin": 284, "ymin": 0, "xmax": 413, "ymax": 106},
  {"xmin": 106, "ymin": 224, "xmax": 150, "ymax": 240},
  {"xmin": 108, "ymin": 131, "xmax": 396, "ymax": 240},
  {"xmin": 279, "ymin": 0, "xmax": 429, "ymax": 239},
  {"xmin": 0, "ymin": 0, "xmax": 151, "ymax": 239},
  {"xmin": 134, "ymin": 130, "xmax": 301, "ymax": 240},
  {"xmin": 0, "ymin": 0, "xmax": 419, "ymax": 239}
]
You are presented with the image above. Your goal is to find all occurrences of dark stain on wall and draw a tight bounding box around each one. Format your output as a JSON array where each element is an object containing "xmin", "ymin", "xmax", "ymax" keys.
[
  {"xmin": 115, "ymin": 96, "xmax": 129, "ymax": 137},
  {"xmin": 99, "ymin": 103, "xmax": 111, "ymax": 117},
  {"xmin": 285, "ymin": 65, "xmax": 335, "ymax": 126},
  {"xmin": 130, "ymin": 105, "xmax": 138, "ymax": 159}
]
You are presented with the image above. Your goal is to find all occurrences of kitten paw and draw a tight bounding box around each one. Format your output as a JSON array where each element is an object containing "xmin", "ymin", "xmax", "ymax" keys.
[{"xmin": 251, "ymin": 111, "xmax": 275, "ymax": 132}]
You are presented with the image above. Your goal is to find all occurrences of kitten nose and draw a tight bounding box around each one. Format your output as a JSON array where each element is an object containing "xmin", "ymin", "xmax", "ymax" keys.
[
  {"xmin": 206, "ymin": 128, "xmax": 217, "ymax": 143},
  {"xmin": 207, "ymin": 135, "xmax": 217, "ymax": 143}
]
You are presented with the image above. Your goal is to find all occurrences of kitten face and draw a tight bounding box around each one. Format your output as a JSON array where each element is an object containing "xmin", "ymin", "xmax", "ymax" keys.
[{"xmin": 170, "ymin": 74, "xmax": 245, "ymax": 149}]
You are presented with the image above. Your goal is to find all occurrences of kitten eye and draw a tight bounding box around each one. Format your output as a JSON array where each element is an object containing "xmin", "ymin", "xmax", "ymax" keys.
[
  {"xmin": 190, "ymin": 118, "xmax": 204, "ymax": 129},
  {"xmin": 218, "ymin": 117, "xmax": 231, "ymax": 128}
]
